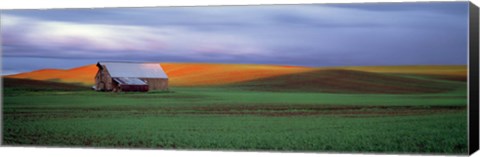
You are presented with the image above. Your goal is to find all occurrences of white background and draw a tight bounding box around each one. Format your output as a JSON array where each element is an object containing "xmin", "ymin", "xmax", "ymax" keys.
[{"xmin": 0, "ymin": 0, "xmax": 479, "ymax": 157}]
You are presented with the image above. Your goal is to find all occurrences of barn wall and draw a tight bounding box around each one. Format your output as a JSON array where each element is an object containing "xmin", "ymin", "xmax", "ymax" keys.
[
  {"xmin": 119, "ymin": 85, "xmax": 149, "ymax": 92},
  {"xmin": 95, "ymin": 70, "xmax": 102, "ymax": 90},
  {"xmin": 95, "ymin": 64, "xmax": 169, "ymax": 92},
  {"xmin": 95, "ymin": 72, "xmax": 101, "ymax": 89},
  {"xmin": 112, "ymin": 81, "xmax": 121, "ymax": 92},
  {"xmin": 95, "ymin": 65, "xmax": 114, "ymax": 91},
  {"xmin": 141, "ymin": 78, "xmax": 168, "ymax": 90}
]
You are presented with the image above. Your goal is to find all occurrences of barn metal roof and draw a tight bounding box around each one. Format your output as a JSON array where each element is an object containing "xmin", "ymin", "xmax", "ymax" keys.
[
  {"xmin": 99, "ymin": 62, "xmax": 168, "ymax": 78},
  {"xmin": 113, "ymin": 77, "xmax": 147, "ymax": 85}
]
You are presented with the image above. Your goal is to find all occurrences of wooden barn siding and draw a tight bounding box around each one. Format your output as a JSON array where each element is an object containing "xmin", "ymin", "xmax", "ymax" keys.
[
  {"xmin": 141, "ymin": 78, "xmax": 168, "ymax": 90},
  {"xmin": 95, "ymin": 65, "xmax": 114, "ymax": 91},
  {"xmin": 95, "ymin": 65, "xmax": 169, "ymax": 91},
  {"xmin": 112, "ymin": 81, "xmax": 121, "ymax": 92}
]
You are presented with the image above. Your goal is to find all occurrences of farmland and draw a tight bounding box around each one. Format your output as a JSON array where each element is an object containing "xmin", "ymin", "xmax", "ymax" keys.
[{"xmin": 2, "ymin": 64, "xmax": 469, "ymax": 154}]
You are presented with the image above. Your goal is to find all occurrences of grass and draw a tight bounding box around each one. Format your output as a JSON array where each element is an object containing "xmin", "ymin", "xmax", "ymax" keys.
[
  {"xmin": 2, "ymin": 65, "xmax": 469, "ymax": 154},
  {"xmin": 2, "ymin": 85, "xmax": 467, "ymax": 108},
  {"xmin": 3, "ymin": 112, "xmax": 467, "ymax": 153},
  {"xmin": 2, "ymin": 82, "xmax": 468, "ymax": 154}
]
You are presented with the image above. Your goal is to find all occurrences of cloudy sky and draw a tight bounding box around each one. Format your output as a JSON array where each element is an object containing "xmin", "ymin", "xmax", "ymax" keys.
[{"xmin": 1, "ymin": 2, "xmax": 469, "ymax": 75}]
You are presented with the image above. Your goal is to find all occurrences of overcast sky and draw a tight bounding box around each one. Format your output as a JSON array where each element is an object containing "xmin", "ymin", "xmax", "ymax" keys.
[{"xmin": 1, "ymin": 2, "xmax": 469, "ymax": 75}]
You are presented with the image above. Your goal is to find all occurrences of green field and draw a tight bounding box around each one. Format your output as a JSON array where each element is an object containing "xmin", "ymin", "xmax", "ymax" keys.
[{"xmin": 2, "ymin": 71, "xmax": 469, "ymax": 154}]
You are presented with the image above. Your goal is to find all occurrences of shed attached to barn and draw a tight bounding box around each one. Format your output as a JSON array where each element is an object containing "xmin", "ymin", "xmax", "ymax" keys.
[{"xmin": 94, "ymin": 62, "xmax": 168, "ymax": 92}]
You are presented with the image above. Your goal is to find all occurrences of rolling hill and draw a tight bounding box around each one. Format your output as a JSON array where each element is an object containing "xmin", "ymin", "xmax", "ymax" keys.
[
  {"xmin": 338, "ymin": 65, "xmax": 468, "ymax": 82},
  {"xmin": 161, "ymin": 63, "xmax": 312, "ymax": 86},
  {"xmin": 5, "ymin": 63, "xmax": 313, "ymax": 86},
  {"xmin": 3, "ymin": 78, "xmax": 89, "ymax": 91},
  {"xmin": 4, "ymin": 63, "xmax": 467, "ymax": 93},
  {"xmin": 230, "ymin": 69, "xmax": 463, "ymax": 94},
  {"xmin": 5, "ymin": 65, "xmax": 99, "ymax": 85}
]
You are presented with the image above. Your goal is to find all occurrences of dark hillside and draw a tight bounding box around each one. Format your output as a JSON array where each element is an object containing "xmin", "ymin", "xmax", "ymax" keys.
[
  {"xmin": 3, "ymin": 78, "xmax": 89, "ymax": 91},
  {"xmin": 231, "ymin": 69, "xmax": 463, "ymax": 94}
]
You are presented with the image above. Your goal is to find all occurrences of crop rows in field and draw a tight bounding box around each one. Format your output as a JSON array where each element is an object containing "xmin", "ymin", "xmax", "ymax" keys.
[{"xmin": 4, "ymin": 104, "xmax": 466, "ymax": 120}]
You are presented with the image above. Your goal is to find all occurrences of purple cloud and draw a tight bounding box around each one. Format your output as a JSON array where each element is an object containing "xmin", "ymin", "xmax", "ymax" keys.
[{"xmin": 1, "ymin": 2, "xmax": 469, "ymax": 75}]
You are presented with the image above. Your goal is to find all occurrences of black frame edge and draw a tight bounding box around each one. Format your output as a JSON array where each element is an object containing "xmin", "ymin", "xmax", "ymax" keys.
[{"xmin": 469, "ymin": 1, "xmax": 480, "ymax": 155}]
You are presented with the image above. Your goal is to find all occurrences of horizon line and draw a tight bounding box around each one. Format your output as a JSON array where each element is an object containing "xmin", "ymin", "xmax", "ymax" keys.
[{"xmin": 2, "ymin": 62, "xmax": 468, "ymax": 76}]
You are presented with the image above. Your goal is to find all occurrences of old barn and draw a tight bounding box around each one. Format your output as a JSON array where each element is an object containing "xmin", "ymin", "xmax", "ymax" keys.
[{"xmin": 94, "ymin": 62, "xmax": 168, "ymax": 92}]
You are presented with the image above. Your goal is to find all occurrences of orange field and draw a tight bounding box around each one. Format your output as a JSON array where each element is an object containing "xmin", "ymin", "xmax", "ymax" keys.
[
  {"xmin": 5, "ymin": 63, "xmax": 467, "ymax": 87},
  {"xmin": 6, "ymin": 65, "xmax": 99, "ymax": 85},
  {"xmin": 161, "ymin": 63, "xmax": 312, "ymax": 86},
  {"xmin": 6, "ymin": 63, "xmax": 313, "ymax": 86}
]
